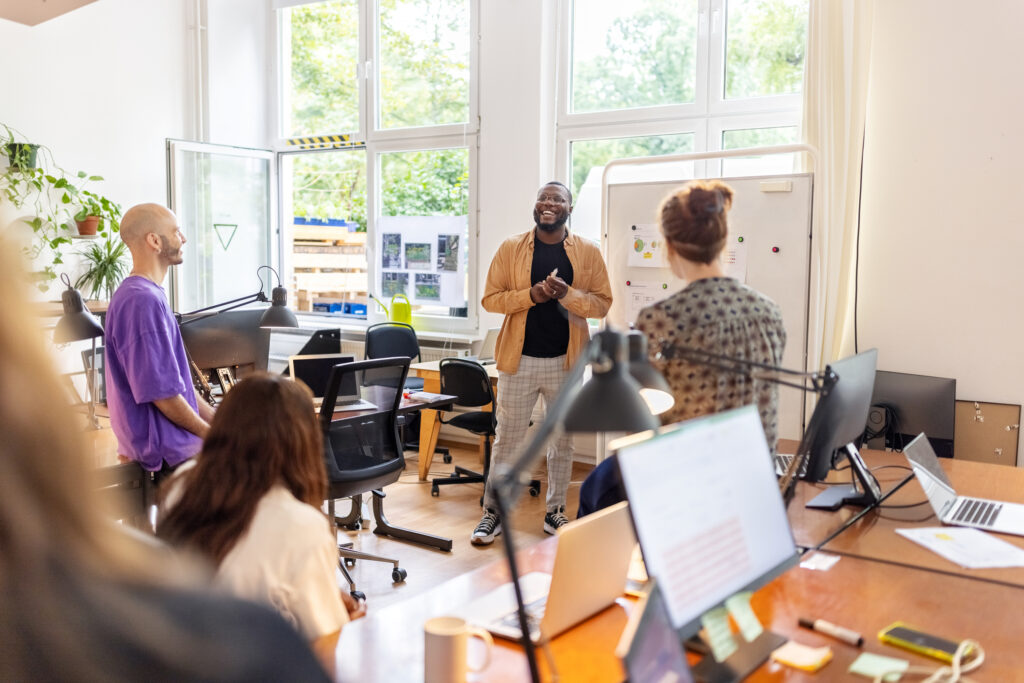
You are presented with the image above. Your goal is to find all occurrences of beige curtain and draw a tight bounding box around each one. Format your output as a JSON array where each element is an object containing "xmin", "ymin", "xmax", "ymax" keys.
[{"xmin": 800, "ymin": 0, "xmax": 875, "ymax": 366}]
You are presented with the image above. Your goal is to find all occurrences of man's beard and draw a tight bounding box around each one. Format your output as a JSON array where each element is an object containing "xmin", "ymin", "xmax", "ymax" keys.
[
  {"xmin": 533, "ymin": 209, "xmax": 569, "ymax": 233},
  {"xmin": 158, "ymin": 235, "xmax": 184, "ymax": 264}
]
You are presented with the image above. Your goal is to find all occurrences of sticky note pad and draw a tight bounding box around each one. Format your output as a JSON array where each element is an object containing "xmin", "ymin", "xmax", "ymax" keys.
[
  {"xmin": 849, "ymin": 652, "xmax": 909, "ymax": 681},
  {"xmin": 700, "ymin": 607, "xmax": 738, "ymax": 662},
  {"xmin": 800, "ymin": 552, "xmax": 841, "ymax": 571},
  {"xmin": 724, "ymin": 592, "xmax": 763, "ymax": 642},
  {"xmin": 770, "ymin": 640, "xmax": 833, "ymax": 672}
]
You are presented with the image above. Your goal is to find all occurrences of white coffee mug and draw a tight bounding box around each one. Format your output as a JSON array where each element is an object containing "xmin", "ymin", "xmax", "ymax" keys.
[{"xmin": 424, "ymin": 615, "xmax": 493, "ymax": 683}]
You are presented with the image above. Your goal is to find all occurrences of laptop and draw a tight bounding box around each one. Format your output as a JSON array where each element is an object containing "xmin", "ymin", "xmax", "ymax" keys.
[
  {"xmin": 288, "ymin": 353, "xmax": 376, "ymax": 411},
  {"xmin": 904, "ymin": 432, "xmax": 1024, "ymax": 535},
  {"xmin": 616, "ymin": 580, "xmax": 694, "ymax": 683},
  {"xmin": 465, "ymin": 328, "xmax": 499, "ymax": 365},
  {"xmin": 461, "ymin": 501, "xmax": 635, "ymax": 642}
]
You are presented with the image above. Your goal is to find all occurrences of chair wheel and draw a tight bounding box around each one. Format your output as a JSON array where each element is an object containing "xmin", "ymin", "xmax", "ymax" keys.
[
  {"xmin": 392, "ymin": 567, "xmax": 408, "ymax": 583},
  {"xmin": 529, "ymin": 486, "xmax": 540, "ymax": 497},
  {"xmin": 345, "ymin": 558, "xmax": 356, "ymax": 567},
  {"xmin": 443, "ymin": 453, "xmax": 452, "ymax": 464},
  {"xmin": 344, "ymin": 521, "xmax": 361, "ymax": 531},
  {"xmin": 431, "ymin": 485, "xmax": 440, "ymax": 497},
  {"xmin": 350, "ymin": 590, "xmax": 366, "ymax": 601}
]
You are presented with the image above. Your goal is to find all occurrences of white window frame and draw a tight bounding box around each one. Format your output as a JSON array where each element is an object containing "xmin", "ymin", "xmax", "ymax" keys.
[{"xmin": 271, "ymin": 0, "xmax": 479, "ymax": 333}]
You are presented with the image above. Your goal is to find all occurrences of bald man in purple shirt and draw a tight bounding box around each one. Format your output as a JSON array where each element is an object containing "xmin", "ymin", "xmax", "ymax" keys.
[{"xmin": 105, "ymin": 204, "xmax": 214, "ymax": 478}]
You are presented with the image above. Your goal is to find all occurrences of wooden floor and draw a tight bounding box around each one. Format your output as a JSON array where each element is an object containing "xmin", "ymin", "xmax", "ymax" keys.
[{"xmin": 335, "ymin": 441, "xmax": 593, "ymax": 611}]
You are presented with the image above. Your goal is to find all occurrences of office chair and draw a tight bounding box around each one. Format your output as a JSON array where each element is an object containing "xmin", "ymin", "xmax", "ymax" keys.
[
  {"xmin": 430, "ymin": 358, "xmax": 540, "ymax": 503},
  {"xmin": 364, "ymin": 321, "xmax": 451, "ymax": 463},
  {"xmin": 319, "ymin": 357, "xmax": 453, "ymax": 598}
]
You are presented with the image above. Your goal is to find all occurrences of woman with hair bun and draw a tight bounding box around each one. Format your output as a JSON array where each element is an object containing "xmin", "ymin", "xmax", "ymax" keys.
[{"xmin": 636, "ymin": 179, "xmax": 787, "ymax": 453}]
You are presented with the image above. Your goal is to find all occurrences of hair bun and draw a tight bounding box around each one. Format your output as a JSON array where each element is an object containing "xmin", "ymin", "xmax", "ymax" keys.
[{"xmin": 687, "ymin": 188, "xmax": 724, "ymax": 217}]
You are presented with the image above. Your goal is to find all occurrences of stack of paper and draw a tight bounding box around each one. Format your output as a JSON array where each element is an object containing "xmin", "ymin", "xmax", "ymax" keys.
[{"xmin": 895, "ymin": 527, "xmax": 1024, "ymax": 569}]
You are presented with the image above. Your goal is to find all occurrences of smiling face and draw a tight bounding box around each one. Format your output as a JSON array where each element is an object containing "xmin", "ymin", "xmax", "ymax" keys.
[{"xmin": 532, "ymin": 183, "xmax": 572, "ymax": 233}]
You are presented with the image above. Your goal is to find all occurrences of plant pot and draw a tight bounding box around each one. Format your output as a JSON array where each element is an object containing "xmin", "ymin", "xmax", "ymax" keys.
[
  {"xmin": 4, "ymin": 143, "xmax": 40, "ymax": 169},
  {"xmin": 76, "ymin": 216, "xmax": 100, "ymax": 236}
]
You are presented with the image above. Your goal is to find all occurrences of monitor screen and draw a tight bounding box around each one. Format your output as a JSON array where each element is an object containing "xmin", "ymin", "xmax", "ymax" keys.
[
  {"xmin": 289, "ymin": 353, "xmax": 355, "ymax": 399},
  {"xmin": 618, "ymin": 581, "xmax": 694, "ymax": 683},
  {"xmin": 865, "ymin": 370, "xmax": 955, "ymax": 458},
  {"xmin": 615, "ymin": 405, "xmax": 798, "ymax": 639},
  {"xmin": 179, "ymin": 308, "xmax": 271, "ymax": 377}
]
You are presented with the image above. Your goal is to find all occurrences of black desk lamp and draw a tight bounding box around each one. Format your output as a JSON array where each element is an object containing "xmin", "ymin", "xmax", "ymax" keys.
[
  {"xmin": 489, "ymin": 329, "xmax": 662, "ymax": 683},
  {"xmin": 54, "ymin": 273, "xmax": 104, "ymax": 430},
  {"xmin": 626, "ymin": 331, "xmax": 674, "ymax": 415},
  {"xmin": 178, "ymin": 265, "xmax": 299, "ymax": 329}
]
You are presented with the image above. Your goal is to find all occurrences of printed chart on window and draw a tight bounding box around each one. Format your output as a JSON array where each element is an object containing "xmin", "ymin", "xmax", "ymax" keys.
[{"xmin": 376, "ymin": 215, "xmax": 467, "ymax": 307}]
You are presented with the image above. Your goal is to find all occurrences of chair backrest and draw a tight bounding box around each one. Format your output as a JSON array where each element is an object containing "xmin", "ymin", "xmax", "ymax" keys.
[
  {"xmin": 439, "ymin": 358, "xmax": 494, "ymax": 409},
  {"xmin": 319, "ymin": 357, "xmax": 410, "ymax": 488},
  {"xmin": 365, "ymin": 322, "xmax": 421, "ymax": 362}
]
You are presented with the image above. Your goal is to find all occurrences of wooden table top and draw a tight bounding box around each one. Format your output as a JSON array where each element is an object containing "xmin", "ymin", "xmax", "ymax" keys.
[
  {"xmin": 410, "ymin": 359, "xmax": 499, "ymax": 381},
  {"xmin": 820, "ymin": 456, "xmax": 1024, "ymax": 588}
]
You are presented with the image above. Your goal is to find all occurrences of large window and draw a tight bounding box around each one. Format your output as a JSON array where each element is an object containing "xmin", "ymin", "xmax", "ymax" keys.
[
  {"xmin": 557, "ymin": 0, "xmax": 808, "ymax": 241},
  {"xmin": 277, "ymin": 0, "xmax": 476, "ymax": 328}
]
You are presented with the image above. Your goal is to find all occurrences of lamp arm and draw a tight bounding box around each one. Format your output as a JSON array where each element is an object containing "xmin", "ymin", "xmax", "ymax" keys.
[
  {"xmin": 177, "ymin": 291, "xmax": 268, "ymax": 324},
  {"xmin": 657, "ymin": 342, "xmax": 835, "ymax": 395}
]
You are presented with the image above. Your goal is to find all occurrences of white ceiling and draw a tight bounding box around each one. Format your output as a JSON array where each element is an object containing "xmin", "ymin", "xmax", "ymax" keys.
[{"xmin": 0, "ymin": 0, "xmax": 100, "ymax": 27}]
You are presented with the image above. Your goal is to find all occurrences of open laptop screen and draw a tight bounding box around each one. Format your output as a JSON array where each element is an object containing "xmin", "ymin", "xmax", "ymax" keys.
[
  {"xmin": 288, "ymin": 353, "xmax": 356, "ymax": 400},
  {"xmin": 616, "ymin": 405, "xmax": 798, "ymax": 639}
]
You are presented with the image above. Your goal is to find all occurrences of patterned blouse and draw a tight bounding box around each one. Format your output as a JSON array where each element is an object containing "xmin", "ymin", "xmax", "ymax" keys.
[{"xmin": 635, "ymin": 277, "xmax": 787, "ymax": 453}]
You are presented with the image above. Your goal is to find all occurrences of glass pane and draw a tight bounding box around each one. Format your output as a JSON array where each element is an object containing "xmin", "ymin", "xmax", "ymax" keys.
[
  {"xmin": 174, "ymin": 149, "xmax": 272, "ymax": 313},
  {"xmin": 378, "ymin": 0, "xmax": 470, "ymax": 129},
  {"xmin": 378, "ymin": 148, "xmax": 469, "ymax": 317},
  {"xmin": 282, "ymin": 149, "xmax": 368, "ymax": 315},
  {"xmin": 282, "ymin": 0, "xmax": 360, "ymax": 137},
  {"xmin": 724, "ymin": 0, "xmax": 808, "ymax": 100},
  {"xmin": 571, "ymin": 0, "xmax": 698, "ymax": 114},
  {"xmin": 721, "ymin": 125, "xmax": 797, "ymax": 176}
]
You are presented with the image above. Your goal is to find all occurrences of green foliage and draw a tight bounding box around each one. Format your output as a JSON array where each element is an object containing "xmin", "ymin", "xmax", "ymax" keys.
[
  {"xmin": 75, "ymin": 237, "xmax": 129, "ymax": 300},
  {"xmin": 725, "ymin": 0, "xmax": 807, "ymax": 99},
  {"xmin": 570, "ymin": 134, "xmax": 694, "ymax": 197},
  {"xmin": 381, "ymin": 148, "xmax": 469, "ymax": 217}
]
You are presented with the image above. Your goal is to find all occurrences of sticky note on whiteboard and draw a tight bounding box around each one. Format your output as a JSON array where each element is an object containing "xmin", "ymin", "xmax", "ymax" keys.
[{"xmin": 760, "ymin": 180, "xmax": 793, "ymax": 192}]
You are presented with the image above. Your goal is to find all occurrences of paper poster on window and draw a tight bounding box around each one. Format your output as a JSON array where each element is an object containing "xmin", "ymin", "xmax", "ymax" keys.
[
  {"xmin": 627, "ymin": 223, "xmax": 667, "ymax": 268},
  {"xmin": 382, "ymin": 234, "xmax": 402, "ymax": 269},
  {"xmin": 376, "ymin": 215, "xmax": 467, "ymax": 307},
  {"xmin": 723, "ymin": 239, "xmax": 748, "ymax": 283},
  {"xmin": 625, "ymin": 280, "xmax": 665, "ymax": 325}
]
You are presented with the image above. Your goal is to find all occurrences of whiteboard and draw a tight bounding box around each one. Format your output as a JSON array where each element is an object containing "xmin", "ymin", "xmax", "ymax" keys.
[{"xmin": 604, "ymin": 174, "xmax": 814, "ymax": 440}]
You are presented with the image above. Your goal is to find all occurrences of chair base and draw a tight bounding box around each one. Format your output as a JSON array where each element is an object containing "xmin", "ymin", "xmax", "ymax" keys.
[
  {"xmin": 329, "ymin": 497, "xmax": 410, "ymax": 598},
  {"xmin": 370, "ymin": 488, "xmax": 453, "ymax": 552}
]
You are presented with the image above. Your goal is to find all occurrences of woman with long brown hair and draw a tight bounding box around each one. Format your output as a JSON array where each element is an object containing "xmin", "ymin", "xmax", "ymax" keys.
[
  {"xmin": 0, "ymin": 245, "xmax": 328, "ymax": 681},
  {"xmin": 158, "ymin": 372, "xmax": 360, "ymax": 673}
]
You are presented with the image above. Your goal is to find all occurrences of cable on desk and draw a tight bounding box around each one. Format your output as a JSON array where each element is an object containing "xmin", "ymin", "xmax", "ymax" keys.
[{"xmin": 873, "ymin": 639, "xmax": 984, "ymax": 683}]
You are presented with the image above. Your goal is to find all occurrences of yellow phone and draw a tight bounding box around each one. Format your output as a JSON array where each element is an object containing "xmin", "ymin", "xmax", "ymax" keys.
[{"xmin": 878, "ymin": 622, "xmax": 972, "ymax": 663}]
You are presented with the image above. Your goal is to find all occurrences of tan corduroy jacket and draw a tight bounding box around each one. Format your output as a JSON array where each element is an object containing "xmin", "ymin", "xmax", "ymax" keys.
[{"xmin": 482, "ymin": 228, "xmax": 613, "ymax": 375}]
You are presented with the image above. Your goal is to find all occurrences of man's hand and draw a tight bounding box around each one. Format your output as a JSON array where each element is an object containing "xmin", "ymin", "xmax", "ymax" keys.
[
  {"xmin": 341, "ymin": 592, "xmax": 367, "ymax": 621},
  {"xmin": 530, "ymin": 281, "xmax": 552, "ymax": 304},
  {"xmin": 544, "ymin": 273, "xmax": 569, "ymax": 300}
]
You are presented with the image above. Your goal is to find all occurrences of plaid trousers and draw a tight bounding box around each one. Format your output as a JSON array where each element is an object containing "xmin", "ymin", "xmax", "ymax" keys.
[{"xmin": 483, "ymin": 355, "xmax": 574, "ymax": 513}]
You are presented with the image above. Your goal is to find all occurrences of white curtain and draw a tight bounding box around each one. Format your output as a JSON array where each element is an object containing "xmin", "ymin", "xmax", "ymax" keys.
[{"xmin": 800, "ymin": 0, "xmax": 875, "ymax": 366}]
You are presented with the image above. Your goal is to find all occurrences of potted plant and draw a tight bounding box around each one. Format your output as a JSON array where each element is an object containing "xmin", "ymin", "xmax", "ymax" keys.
[
  {"xmin": 75, "ymin": 236, "xmax": 129, "ymax": 301},
  {"xmin": 73, "ymin": 185, "xmax": 121, "ymax": 237},
  {"xmin": 1, "ymin": 124, "xmax": 39, "ymax": 169}
]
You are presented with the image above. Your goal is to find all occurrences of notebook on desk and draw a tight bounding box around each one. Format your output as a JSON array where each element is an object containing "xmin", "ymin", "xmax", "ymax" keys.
[
  {"xmin": 460, "ymin": 501, "xmax": 635, "ymax": 643},
  {"xmin": 905, "ymin": 432, "xmax": 1024, "ymax": 536}
]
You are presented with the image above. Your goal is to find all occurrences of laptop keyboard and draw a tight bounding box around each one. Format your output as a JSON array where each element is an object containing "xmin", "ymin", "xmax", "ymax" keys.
[
  {"xmin": 497, "ymin": 595, "xmax": 547, "ymax": 636},
  {"xmin": 953, "ymin": 497, "xmax": 1002, "ymax": 527}
]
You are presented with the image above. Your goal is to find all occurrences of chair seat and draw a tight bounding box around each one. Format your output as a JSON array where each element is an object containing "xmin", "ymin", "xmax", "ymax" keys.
[
  {"xmin": 445, "ymin": 410, "xmax": 495, "ymax": 436},
  {"xmin": 328, "ymin": 458, "xmax": 402, "ymax": 499}
]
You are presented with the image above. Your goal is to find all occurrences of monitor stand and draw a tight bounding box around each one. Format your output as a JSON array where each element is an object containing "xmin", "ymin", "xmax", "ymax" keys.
[
  {"xmin": 691, "ymin": 631, "xmax": 789, "ymax": 683},
  {"xmin": 805, "ymin": 443, "xmax": 882, "ymax": 510}
]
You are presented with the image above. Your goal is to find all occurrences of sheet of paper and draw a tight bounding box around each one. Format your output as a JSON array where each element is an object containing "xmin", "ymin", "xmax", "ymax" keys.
[
  {"xmin": 848, "ymin": 652, "xmax": 909, "ymax": 681},
  {"xmin": 624, "ymin": 280, "xmax": 666, "ymax": 324},
  {"xmin": 799, "ymin": 552, "xmax": 841, "ymax": 572},
  {"xmin": 770, "ymin": 640, "xmax": 833, "ymax": 673},
  {"xmin": 895, "ymin": 526, "xmax": 1024, "ymax": 569},
  {"xmin": 627, "ymin": 223, "xmax": 668, "ymax": 268},
  {"xmin": 722, "ymin": 240, "xmax": 748, "ymax": 283},
  {"xmin": 724, "ymin": 592, "xmax": 763, "ymax": 642},
  {"xmin": 700, "ymin": 607, "xmax": 738, "ymax": 662}
]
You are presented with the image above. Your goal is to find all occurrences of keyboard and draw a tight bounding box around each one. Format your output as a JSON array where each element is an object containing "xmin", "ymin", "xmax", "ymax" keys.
[
  {"xmin": 953, "ymin": 497, "xmax": 1002, "ymax": 527},
  {"xmin": 774, "ymin": 454, "xmax": 794, "ymax": 476}
]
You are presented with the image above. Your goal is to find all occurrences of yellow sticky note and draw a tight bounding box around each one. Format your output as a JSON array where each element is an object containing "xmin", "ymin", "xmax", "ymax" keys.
[
  {"xmin": 700, "ymin": 607, "xmax": 738, "ymax": 662},
  {"xmin": 770, "ymin": 640, "xmax": 833, "ymax": 673},
  {"xmin": 724, "ymin": 592, "xmax": 763, "ymax": 642}
]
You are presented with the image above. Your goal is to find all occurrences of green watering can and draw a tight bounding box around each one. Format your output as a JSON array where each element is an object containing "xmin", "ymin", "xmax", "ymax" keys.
[{"xmin": 370, "ymin": 292, "xmax": 413, "ymax": 326}]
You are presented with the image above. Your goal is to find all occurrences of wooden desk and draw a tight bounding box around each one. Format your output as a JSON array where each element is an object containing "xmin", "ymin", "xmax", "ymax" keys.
[
  {"xmin": 335, "ymin": 537, "xmax": 1024, "ymax": 681},
  {"xmin": 409, "ymin": 360, "xmax": 499, "ymax": 480},
  {"xmin": 820, "ymin": 456, "xmax": 1024, "ymax": 588}
]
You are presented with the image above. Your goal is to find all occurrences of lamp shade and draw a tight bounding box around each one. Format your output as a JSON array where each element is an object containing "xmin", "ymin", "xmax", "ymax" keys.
[
  {"xmin": 54, "ymin": 282, "xmax": 103, "ymax": 343},
  {"xmin": 258, "ymin": 286, "xmax": 299, "ymax": 328},
  {"xmin": 563, "ymin": 331, "xmax": 660, "ymax": 433},
  {"xmin": 626, "ymin": 331, "xmax": 674, "ymax": 415}
]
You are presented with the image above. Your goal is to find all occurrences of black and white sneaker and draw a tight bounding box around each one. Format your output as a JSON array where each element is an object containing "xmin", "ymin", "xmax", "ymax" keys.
[
  {"xmin": 471, "ymin": 509, "xmax": 502, "ymax": 546},
  {"xmin": 543, "ymin": 506, "xmax": 570, "ymax": 535}
]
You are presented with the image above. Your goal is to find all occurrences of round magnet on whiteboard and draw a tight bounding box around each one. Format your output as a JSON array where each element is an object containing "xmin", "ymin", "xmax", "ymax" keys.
[
  {"xmin": 662, "ymin": 283, "xmax": 668, "ymax": 289},
  {"xmin": 631, "ymin": 225, "xmax": 637, "ymax": 230},
  {"xmin": 737, "ymin": 236, "xmax": 744, "ymax": 242},
  {"xmin": 626, "ymin": 280, "xmax": 631, "ymax": 286},
  {"xmin": 771, "ymin": 246, "xmax": 780, "ymax": 253}
]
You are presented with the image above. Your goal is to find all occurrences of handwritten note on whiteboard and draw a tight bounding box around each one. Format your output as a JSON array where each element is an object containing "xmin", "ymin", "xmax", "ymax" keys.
[{"xmin": 625, "ymin": 280, "xmax": 664, "ymax": 325}]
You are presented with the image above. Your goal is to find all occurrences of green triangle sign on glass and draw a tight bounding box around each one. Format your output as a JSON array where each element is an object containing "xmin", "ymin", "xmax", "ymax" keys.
[{"xmin": 213, "ymin": 223, "xmax": 238, "ymax": 251}]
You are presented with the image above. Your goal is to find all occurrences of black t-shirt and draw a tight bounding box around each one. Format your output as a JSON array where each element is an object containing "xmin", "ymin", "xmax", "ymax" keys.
[{"xmin": 522, "ymin": 235, "xmax": 574, "ymax": 358}]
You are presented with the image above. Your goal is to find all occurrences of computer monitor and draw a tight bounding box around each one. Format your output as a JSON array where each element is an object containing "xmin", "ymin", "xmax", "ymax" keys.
[
  {"xmin": 278, "ymin": 329, "xmax": 342, "ymax": 376},
  {"xmin": 865, "ymin": 370, "xmax": 955, "ymax": 458},
  {"xmin": 179, "ymin": 309, "xmax": 271, "ymax": 381},
  {"xmin": 288, "ymin": 353, "xmax": 356, "ymax": 402},
  {"xmin": 615, "ymin": 405, "xmax": 798, "ymax": 678}
]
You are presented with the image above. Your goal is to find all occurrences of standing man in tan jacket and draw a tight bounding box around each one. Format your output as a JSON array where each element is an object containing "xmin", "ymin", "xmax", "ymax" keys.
[{"xmin": 471, "ymin": 181, "xmax": 613, "ymax": 545}]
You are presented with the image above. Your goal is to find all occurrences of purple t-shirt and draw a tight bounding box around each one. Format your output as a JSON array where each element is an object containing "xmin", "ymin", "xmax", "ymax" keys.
[{"xmin": 104, "ymin": 276, "xmax": 202, "ymax": 471}]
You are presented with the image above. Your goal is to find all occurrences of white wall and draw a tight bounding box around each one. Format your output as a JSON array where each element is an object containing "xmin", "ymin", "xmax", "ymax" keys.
[{"xmin": 859, "ymin": 0, "xmax": 1024, "ymax": 463}]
